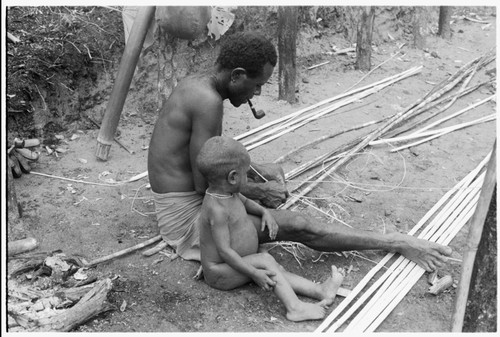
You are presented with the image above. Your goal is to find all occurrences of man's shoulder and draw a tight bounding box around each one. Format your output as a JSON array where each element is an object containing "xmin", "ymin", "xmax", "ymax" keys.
[{"xmin": 177, "ymin": 76, "xmax": 222, "ymax": 104}]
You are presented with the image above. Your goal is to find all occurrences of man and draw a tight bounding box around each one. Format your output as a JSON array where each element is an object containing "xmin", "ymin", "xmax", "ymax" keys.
[{"xmin": 147, "ymin": 31, "xmax": 452, "ymax": 270}]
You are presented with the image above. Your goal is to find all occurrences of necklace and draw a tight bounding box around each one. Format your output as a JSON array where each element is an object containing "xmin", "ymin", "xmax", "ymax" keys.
[{"xmin": 206, "ymin": 190, "xmax": 233, "ymax": 199}]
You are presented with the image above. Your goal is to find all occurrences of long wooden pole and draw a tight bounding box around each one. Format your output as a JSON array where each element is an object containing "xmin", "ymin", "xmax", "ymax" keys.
[
  {"xmin": 96, "ymin": 6, "xmax": 156, "ymax": 161},
  {"xmin": 451, "ymin": 140, "xmax": 496, "ymax": 332}
]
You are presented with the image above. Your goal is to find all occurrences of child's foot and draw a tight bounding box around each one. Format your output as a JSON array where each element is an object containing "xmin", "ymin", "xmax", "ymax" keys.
[
  {"xmin": 317, "ymin": 265, "xmax": 345, "ymax": 307},
  {"xmin": 286, "ymin": 301, "xmax": 326, "ymax": 322}
]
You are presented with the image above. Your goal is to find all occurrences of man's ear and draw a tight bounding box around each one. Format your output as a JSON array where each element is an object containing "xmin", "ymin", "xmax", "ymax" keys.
[
  {"xmin": 227, "ymin": 169, "xmax": 239, "ymax": 185},
  {"xmin": 231, "ymin": 68, "xmax": 247, "ymax": 82}
]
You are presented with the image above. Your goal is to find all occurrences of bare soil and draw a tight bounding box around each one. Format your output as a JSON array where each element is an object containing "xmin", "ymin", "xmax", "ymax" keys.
[{"xmin": 5, "ymin": 6, "xmax": 496, "ymax": 333}]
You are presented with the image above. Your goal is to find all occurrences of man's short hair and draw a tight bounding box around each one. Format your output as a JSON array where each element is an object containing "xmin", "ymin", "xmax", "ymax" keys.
[
  {"xmin": 216, "ymin": 31, "xmax": 277, "ymax": 78},
  {"xmin": 197, "ymin": 136, "xmax": 250, "ymax": 184}
]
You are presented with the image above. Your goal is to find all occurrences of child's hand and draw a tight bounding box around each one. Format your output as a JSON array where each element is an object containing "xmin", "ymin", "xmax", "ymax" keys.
[
  {"xmin": 261, "ymin": 210, "xmax": 279, "ymax": 240},
  {"xmin": 252, "ymin": 269, "xmax": 277, "ymax": 291}
]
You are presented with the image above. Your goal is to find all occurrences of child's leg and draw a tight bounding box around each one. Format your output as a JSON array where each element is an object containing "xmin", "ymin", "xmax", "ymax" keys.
[
  {"xmin": 204, "ymin": 253, "xmax": 326, "ymax": 322},
  {"xmin": 252, "ymin": 253, "xmax": 326, "ymax": 322},
  {"xmin": 280, "ymin": 265, "xmax": 345, "ymax": 306}
]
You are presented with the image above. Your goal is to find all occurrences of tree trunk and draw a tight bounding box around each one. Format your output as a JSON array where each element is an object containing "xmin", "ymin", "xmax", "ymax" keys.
[
  {"xmin": 278, "ymin": 6, "xmax": 298, "ymax": 104},
  {"xmin": 412, "ymin": 7, "xmax": 426, "ymax": 49},
  {"xmin": 462, "ymin": 187, "xmax": 497, "ymax": 332},
  {"xmin": 355, "ymin": 6, "xmax": 375, "ymax": 71},
  {"xmin": 438, "ymin": 6, "xmax": 453, "ymax": 39}
]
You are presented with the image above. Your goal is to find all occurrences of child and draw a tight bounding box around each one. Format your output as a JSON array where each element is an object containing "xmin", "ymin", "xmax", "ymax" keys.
[{"xmin": 196, "ymin": 136, "xmax": 344, "ymax": 322}]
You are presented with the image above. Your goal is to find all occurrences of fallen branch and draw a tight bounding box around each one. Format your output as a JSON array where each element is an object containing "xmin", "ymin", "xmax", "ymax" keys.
[
  {"xmin": 464, "ymin": 16, "xmax": 490, "ymax": 24},
  {"xmin": 85, "ymin": 235, "xmax": 162, "ymax": 267}
]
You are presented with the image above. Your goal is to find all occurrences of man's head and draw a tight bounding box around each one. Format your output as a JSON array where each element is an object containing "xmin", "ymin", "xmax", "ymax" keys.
[
  {"xmin": 216, "ymin": 32, "xmax": 277, "ymax": 107},
  {"xmin": 197, "ymin": 136, "xmax": 250, "ymax": 191}
]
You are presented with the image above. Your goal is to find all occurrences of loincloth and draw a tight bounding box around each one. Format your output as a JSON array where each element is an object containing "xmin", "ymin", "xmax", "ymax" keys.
[{"xmin": 152, "ymin": 190, "xmax": 202, "ymax": 261}]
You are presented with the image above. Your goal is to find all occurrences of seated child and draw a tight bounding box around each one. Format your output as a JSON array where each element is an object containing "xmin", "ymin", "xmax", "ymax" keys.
[{"xmin": 196, "ymin": 136, "xmax": 344, "ymax": 322}]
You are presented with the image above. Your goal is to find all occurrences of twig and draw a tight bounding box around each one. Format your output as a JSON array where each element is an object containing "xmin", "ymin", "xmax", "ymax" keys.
[
  {"xmin": 85, "ymin": 235, "xmax": 162, "ymax": 267},
  {"xmin": 464, "ymin": 16, "xmax": 490, "ymax": 24},
  {"xmin": 34, "ymin": 84, "xmax": 47, "ymax": 111},
  {"xmin": 8, "ymin": 32, "xmax": 21, "ymax": 43},
  {"xmin": 307, "ymin": 61, "xmax": 330, "ymax": 70},
  {"xmin": 343, "ymin": 51, "xmax": 401, "ymax": 93}
]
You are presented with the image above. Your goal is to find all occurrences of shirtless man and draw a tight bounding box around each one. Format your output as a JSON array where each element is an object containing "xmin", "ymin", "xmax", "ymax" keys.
[
  {"xmin": 147, "ymin": 31, "xmax": 452, "ymax": 269},
  {"xmin": 197, "ymin": 136, "xmax": 344, "ymax": 322}
]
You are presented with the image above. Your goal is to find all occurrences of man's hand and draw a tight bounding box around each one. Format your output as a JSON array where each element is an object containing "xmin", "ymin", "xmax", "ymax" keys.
[
  {"xmin": 244, "ymin": 162, "xmax": 289, "ymax": 208},
  {"xmin": 261, "ymin": 210, "xmax": 278, "ymax": 240}
]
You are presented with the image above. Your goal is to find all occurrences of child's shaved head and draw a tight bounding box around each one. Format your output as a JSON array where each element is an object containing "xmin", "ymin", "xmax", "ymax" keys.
[{"xmin": 197, "ymin": 136, "xmax": 250, "ymax": 184}]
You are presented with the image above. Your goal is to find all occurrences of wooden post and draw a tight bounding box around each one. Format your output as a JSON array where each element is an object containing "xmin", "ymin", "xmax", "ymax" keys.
[
  {"xmin": 355, "ymin": 6, "xmax": 375, "ymax": 71},
  {"xmin": 462, "ymin": 187, "xmax": 497, "ymax": 331},
  {"xmin": 438, "ymin": 6, "xmax": 453, "ymax": 40},
  {"xmin": 412, "ymin": 7, "xmax": 426, "ymax": 49},
  {"xmin": 95, "ymin": 6, "xmax": 156, "ymax": 161},
  {"xmin": 451, "ymin": 140, "xmax": 496, "ymax": 331},
  {"xmin": 278, "ymin": 6, "xmax": 298, "ymax": 104}
]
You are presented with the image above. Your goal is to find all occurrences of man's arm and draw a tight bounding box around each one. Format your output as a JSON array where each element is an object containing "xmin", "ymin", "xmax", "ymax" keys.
[{"xmin": 189, "ymin": 94, "xmax": 224, "ymax": 195}]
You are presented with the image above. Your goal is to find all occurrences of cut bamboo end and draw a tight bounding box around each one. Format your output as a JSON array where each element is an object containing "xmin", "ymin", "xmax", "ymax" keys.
[
  {"xmin": 95, "ymin": 141, "xmax": 112, "ymax": 161},
  {"xmin": 428, "ymin": 274, "xmax": 454, "ymax": 295}
]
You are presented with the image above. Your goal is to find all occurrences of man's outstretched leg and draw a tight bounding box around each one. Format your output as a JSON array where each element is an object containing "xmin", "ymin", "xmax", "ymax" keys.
[{"xmin": 251, "ymin": 210, "xmax": 452, "ymax": 272}]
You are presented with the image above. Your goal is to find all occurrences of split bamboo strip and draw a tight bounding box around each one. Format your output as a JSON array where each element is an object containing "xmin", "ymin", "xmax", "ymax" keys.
[
  {"xmin": 340, "ymin": 180, "xmax": 482, "ymax": 333},
  {"xmin": 371, "ymin": 95, "xmax": 494, "ymax": 145},
  {"xmin": 315, "ymin": 167, "xmax": 478, "ymax": 332},
  {"xmin": 341, "ymin": 175, "xmax": 483, "ymax": 332},
  {"xmin": 316, "ymin": 154, "xmax": 490, "ymax": 332},
  {"xmin": 362, "ymin": 194, "xmax": 481, "ymax": 333},
  {"xmin": 234, "ymin": 66, "xmax": 421, "ymax": 142},
  {"xmin": 329, "ymin": 176, "xmax": 483, "ymax": 332},
  {"xmin": 242, "ymin": 67, "xmax": 422, "ymax": 149},
  {"xmin": 389, "ymin": 114, "xmax": 495, "ymax": 152}
]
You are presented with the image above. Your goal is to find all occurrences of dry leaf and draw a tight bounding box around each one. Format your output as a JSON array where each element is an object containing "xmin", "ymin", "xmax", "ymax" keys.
[{"xmin": 120, "ymin": 300, "xmax": 127, "ymax": 312}]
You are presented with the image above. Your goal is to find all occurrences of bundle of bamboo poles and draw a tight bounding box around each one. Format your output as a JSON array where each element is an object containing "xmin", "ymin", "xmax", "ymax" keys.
[
  {"xmin": 315, "ymin": 152, "xmax": 491, "ymax": 333},
  {"xmin": 235, "ymin": 66, "xmax": 423, "ymax": 151},
  {"xmin": 277, "ymin": 49, "xmax": 495, "ymax": 212}
]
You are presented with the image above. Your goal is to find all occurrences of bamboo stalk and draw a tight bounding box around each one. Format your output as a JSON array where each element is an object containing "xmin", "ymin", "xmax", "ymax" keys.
[
  {"xmin": 275, "ymin": 117, "xmax": 388, "ymax": 164},
  {"xmin": 371, "ymin": 95, "xmax": 494, "ymax": 145},
  {"xmin": 243, "ymin": 67, "xmax": 422, "ymax": 149},
  {"xmin": 384, "ymin": 79, "xmax": 492, "ymax": 138},
  {"xmin": 95, "ymin": 6, "xmax": 156, "ymax": 161},
  {"xmin": 389, "ymin": 114, "xmax": 495, "ymax": 152},
  {"xmin": 452, "ymin": 141, "xmax": 496, "ymax": 332},
  {"xmin": 233, "ymin": 67, "xmax": 419, "ymax": 142}
]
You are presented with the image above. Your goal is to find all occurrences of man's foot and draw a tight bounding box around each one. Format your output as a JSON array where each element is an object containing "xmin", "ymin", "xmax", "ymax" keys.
[
  {"xmin": 317, "ymin": 265, "xmax": 345, "ymax": 307},
  {"xmin": 394, "ymin": 233, "xmax": 453, "ymax": 272},
  {"xmin": 286, "ymin": 301, "xmax": 326, "ymax": 322}
]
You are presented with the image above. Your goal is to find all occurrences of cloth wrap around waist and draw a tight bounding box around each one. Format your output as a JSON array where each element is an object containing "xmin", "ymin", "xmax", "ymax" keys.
[{"xmin": 152, "ymin": 190, "xmax": 202, "ymax": 261}]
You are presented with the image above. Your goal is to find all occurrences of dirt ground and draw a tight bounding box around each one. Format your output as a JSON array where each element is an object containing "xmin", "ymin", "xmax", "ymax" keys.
[{"xmin": 4, "ymin": 7, "xmax": 497, "ymax": 333}]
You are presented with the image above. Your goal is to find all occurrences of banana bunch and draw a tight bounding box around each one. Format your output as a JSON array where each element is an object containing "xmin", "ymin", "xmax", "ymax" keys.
[{"xmin": 8, "ymin": 138, "xmax": 40, "ymax": 178}]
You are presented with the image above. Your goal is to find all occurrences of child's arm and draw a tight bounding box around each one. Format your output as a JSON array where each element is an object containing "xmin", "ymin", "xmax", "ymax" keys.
[
  {"xmin": 238, "ymin": 194, "xmax": 279, "ymax": 240},
  {"xmin": 210, "ymin": 213, "xmax": 277, "ymax": 290}
]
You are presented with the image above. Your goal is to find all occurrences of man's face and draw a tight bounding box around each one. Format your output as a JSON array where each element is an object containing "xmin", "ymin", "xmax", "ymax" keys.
[{"xmin": 228, "ymin": 63, "xmax": 274, "ymax": 108}]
